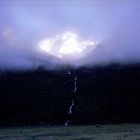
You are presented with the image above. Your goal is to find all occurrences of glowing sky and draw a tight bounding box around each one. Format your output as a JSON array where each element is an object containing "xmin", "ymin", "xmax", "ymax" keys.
[{"xmin": 0, "ymin": 0, "xmax": 140, "ymax": 69}]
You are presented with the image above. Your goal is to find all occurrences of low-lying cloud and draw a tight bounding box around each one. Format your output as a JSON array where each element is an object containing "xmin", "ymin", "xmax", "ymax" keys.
[{"xmin": 0, "ymin": 0, "xmax": 140, "ymax": 70}]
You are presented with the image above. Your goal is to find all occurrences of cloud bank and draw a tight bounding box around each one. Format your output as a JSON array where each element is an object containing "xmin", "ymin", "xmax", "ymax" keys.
[{"xmin": 0, "ymin": 0, "xmax": 140, "ymax": 70}]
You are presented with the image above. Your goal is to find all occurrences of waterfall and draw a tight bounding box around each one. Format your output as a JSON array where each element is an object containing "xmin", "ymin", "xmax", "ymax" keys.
[
  {"xmin": 65, "ymin": 69, "xmax": 78, "ymax": 126},
  {"xmin": 68, "ymin": 100, "xmax": 75, "ymax": 114},
  {"xmin": 73, "ymin": 76, "xmax": 77, "ymax": 93}
]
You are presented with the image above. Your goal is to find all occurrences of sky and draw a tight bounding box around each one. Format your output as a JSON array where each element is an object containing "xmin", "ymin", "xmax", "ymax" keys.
[{"xmin": 0, "ymin": 0, "xmax": 140, "ymax": 70}]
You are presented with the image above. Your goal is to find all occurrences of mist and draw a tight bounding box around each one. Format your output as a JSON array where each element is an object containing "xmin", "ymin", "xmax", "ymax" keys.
[{"xmin": 0, "ymin": 0, "xmax": 140, "ymax": 70}]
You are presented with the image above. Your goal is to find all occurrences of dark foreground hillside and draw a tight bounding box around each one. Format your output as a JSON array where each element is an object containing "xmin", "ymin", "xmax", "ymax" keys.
[{"xmin": 0, "ymin": 64, "xmax": 140, "ymax": 126}]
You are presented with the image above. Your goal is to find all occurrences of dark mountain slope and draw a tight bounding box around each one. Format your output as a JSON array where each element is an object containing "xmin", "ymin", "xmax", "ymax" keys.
[{"xmin": 0, "ymin": 63, "xmax": 140, "ymax": 126}]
